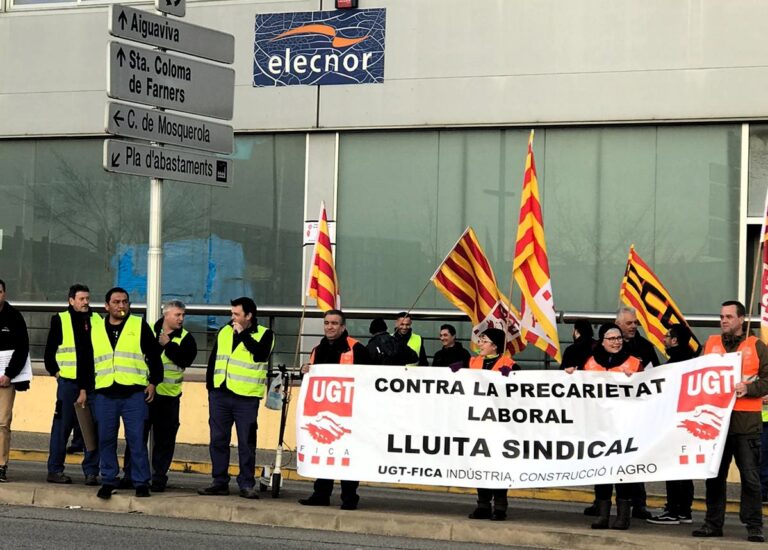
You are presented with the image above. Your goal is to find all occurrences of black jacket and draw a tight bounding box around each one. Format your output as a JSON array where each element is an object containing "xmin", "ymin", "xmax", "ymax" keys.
[
  {"xmin": 665, "ymin": 345, "xmax": 695, "ymax": 364},
  {"xmin": 393, "ymin": 331, "xmax": 428, "ymax": 366},
  {"xmin": 44, "ymin": 306, "xmax": 95, "ymax": 377},
  {"xmin": 311, "ymin": 330, "xmax": 370, "ymax": 365},
  {"xmin": 206, "ymin": 322, "xmax": 275, "ymax": 391},
  {"xmin": 623, "ymin": 334, "xmax": 660, "ymax": 369},
  {"xmin": 0, "ymin": 302, "xmax": 30, "ymax": 391},
  {"xmin": 153, "ymin": 318, "xmax": 197, "ymax": 371},
  {"xmin": 560, "ymin": 336, "xmax": 596, "ymax": 370},
  {"xmin": 432, "ymin": 341, "xmax": 471, "ymax": 369}
]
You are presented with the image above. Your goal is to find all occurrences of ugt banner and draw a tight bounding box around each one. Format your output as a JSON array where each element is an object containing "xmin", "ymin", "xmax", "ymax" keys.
[{"xmin": 296, "ymin": 354, "xmax": 740, "ymax": 489}]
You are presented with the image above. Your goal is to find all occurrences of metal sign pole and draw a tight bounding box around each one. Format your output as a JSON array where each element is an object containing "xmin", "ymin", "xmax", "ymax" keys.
[{"xmin": 147, "ymin": 176, "xmax": 163, "ymax": 323}]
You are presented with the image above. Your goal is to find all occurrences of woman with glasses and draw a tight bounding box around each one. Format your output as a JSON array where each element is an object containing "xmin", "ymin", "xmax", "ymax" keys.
[
  {"xmin": 582, "ymin": 323, "xmax": 641, "ymax": 530},
  {"xmin": 466, "ymin": 328, "xmax": 519, "ymax": 521}
]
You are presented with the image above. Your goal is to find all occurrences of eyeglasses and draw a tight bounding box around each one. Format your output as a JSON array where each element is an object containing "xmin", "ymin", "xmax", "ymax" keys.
[{"xmin": 603, "ymin": 336, "xmax": 623, "ymax": 342}]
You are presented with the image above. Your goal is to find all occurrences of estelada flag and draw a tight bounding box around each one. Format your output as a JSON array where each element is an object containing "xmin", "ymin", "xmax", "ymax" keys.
[
  {"xmin": 431, "ymin": 227, "xmax": 525, "ymax": 355},
  {"xmin": 306, "ymin": 201, "xmax": 339, "ymax": 311},
  {"xmin": 512, "ymin": 130, "xmax": 562, "ymax": 363},
  {"xmin": 619, "ymin": 245, "xmax": 700, "ymax": 356},
  {"xmin": 759, "ymin": 187, "xmax": 768, "ymax": 344}
]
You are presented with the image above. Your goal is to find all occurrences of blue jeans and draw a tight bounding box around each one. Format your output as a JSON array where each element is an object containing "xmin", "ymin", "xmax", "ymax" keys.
[
  {"xmin": 208, "ymin": 389, "xmax": 259, "ymax": 490},
  {"xmin": 47, "ymin": 377, "xmax": 99, "ymax": 476},
  {"xmin": 123, "ymin": 394, "xmax": 180, "ymax": 487},
  {"xmin": 94, "ymin": 391, "xmax": 149, "ymax": 487}
]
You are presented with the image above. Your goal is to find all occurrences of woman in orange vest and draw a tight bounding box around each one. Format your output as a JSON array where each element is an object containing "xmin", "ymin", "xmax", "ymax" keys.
[
  {"xmin": 584, "ymin": 323, "xmax": 641, "ymax": 531},
  {"xmin": 467, "ymin": 328, "xmax": 519, "ymax": 521}
]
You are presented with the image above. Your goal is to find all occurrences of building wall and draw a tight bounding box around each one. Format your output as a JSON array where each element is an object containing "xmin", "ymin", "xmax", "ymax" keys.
[{"xmin": 2, "ymin": 0, "xmax": 768, "ymax": 137}]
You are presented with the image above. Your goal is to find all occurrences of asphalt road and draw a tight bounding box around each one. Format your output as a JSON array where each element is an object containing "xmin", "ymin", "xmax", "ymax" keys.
[{"xmin": 0, "ymin": 504, "xmax": 528, "ymax": 550}]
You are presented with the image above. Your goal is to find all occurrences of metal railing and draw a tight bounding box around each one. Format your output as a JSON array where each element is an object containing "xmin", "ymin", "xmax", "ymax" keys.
[{"xmin": 13, "ymin": 301, "xmax": 727, "ymax": 373}]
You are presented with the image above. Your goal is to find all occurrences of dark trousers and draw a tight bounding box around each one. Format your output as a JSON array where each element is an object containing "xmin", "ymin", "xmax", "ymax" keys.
[
  {"xmin": 760, "ymin": 422, "xmax": 768, "ymax": 498},
  {"xmin": 47, "ymin": 378, "xmax": 99, "ymax": 476},
  {"xmin": 704, "ymin": 433, "xmax": 763, "ymax": 531},
  {"xmin": 595, "ymin": 482, "xmax": 641, "ymax": 501},
  {"xmin": 665, "ymin": 479, "xmax": 694, "ymax": 516},
  {"xmin": 313, "ymin": 478, "xmax": 359, "ymax": 505},
  {"xmin": 476, "ymin": 488, "xmax": 508, "ymax": 511},
  {"xmin": 208, "ymin": 389, "xmax": 259, "ymax": 490},
  {"xmin": 94, "ymin": 391, "xmax": 149, "ymax": 487},
  {"xmin": 123, "ymin": 394, "xmax": 181, "ymax": 487}
]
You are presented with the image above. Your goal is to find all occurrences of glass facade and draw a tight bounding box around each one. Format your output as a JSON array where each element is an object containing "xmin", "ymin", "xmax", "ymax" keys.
[
  {"xmin": 0, "ymin": 135, "xmax": 305, "ymax": 360},
  {"xmin": 335, "ymin": 125, "xmax": 741, "ymax": 359}
]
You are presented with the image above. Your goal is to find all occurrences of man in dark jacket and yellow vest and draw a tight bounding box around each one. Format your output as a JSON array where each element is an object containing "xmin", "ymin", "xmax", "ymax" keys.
[
  {"xmin": 44, "ymin": 283, "xmax": 100, "ymax": 486},
  {"xmin": 692, "ymin": 301, "xmax": 768, "ymax": 543},
  {"xmin": 78, "ymin": 287, "xmax": 163, "ymax": 500},
  {"xmin": 393, "ymin": 312, "xmax": 428, "ymax": 366},
  {"xmin": 123, "ymin": 300, "xmax": 196, "ymax": 492},
  {"xmin": 299, "ymin": 309, "xmax": 369, "ymax": 510},
  {"xmin": 198, "ymin": 297, "xmax": 273, "ymax": 499}
]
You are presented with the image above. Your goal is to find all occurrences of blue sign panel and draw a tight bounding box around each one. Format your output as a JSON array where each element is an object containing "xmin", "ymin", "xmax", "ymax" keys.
[{"xmin": 253, "ymin": 8, "xmax": 386, "ymax": 87}]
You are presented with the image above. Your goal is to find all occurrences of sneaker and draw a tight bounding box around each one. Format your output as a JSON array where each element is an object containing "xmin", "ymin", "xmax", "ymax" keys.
[
  {"xmin": 747, "ymin": 528, "xmax": 765, "ymax": 543},
  {"xmin": 677, "ymin": 513, "xmax": 693, "ymax": 524},
  {"xmin": 84, "ymin": 475, "xmax": 99, "ymax": 487},
  {"xmin": 46, "ymin": 472, "xmax": 73, "ymax": 484},
  {"xmin": 97, "ymin": 485, "xmax": 115, "ymax": 500},
  {"xmin": 491, "ymin": 510, "xmax": 507, "ymax": 521},
  {"xmin": 647, "ymin": 512, "xmax": 680, "ymax": 525},
  {"xmin": 135, "ymin": 486, "xmax": 150, "ymax": 498},
  {"xmin": 150, "ymin": 482, "xmax": 166, "ymax": 493},
  {"xmin": 692, "ymin": 524, "xmax": 723, "ymax": 537},
  {"xmin": 0, "ymin": 465, "xmax": 8, "ymax": 482},
  {"xmin": 238, "ymin": 487, "xmax": 259, "ymax": 500},
  {"xmin": 197, "ymin": 484, "xmax": 229, "ymax": 496}
]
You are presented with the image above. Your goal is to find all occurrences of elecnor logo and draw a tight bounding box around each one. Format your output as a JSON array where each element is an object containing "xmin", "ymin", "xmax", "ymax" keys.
[
  {"xmin": 253, "ymin": 9, "xmax": 386, "ymax": 87},
  {"xmin": 676, "ymin": 366, "xmax": 733, "ymax": 441}
]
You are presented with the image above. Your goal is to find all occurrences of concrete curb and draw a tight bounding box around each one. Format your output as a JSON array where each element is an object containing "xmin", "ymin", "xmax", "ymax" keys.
[
  {"xmin": 10, "ymin": 448, "xmax": 751, "ymax": 515},
  {"xmin": 0, "ymin": 482, "xmax": 750, "ymax": 549}
]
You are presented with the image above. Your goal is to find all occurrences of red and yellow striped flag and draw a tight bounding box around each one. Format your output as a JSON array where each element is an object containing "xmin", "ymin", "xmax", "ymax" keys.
[
  {"xmin": 431, "ymin": 227, "xmax": 525, "ymax": 354},
  {"xmin": 619, "ymin": 245, "xmax": 700, "ymax": 356},
  {"xmin": 307, "ymin": 201, "xmax": 339, "ymax": 311},
  {"xmin": 513, "ymin": 130, "xmax": 562, "ymax": 363}
]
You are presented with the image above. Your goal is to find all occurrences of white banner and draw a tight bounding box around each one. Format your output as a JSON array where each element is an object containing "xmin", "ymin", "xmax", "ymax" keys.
[{"xmin": 296, "ymin": 353, "xmax": 740, "ymax": 489}]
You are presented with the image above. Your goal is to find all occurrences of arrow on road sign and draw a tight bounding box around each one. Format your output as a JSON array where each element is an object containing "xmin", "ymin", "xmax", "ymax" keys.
[
  {"xmin": 112, "ymin": 110, "xmax": 124, "ymax": 127},
  {"xmin": 116, "ymin": 47, "xmax": 126, "ymax": 67},
  {"xmin": 118, "ymin": 10, "xmax": 127, "ymax": 30},
  {"xmin": 110, "ymin": 152, "xmax": 120, "ymax": 167}
]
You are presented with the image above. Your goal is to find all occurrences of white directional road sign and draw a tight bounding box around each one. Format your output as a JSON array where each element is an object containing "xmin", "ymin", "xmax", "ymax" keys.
[
  {"xmin": 107, "ymin": 41, "xmax": 235, "ymax": 120},
  {"xmin": 106, "ymin": 102, "xmax": 234, "ymax": 154},
  {"xmin": 104, "ymin": 139, "xmax": 232, "ymax": 187},
  {"xmin": 155, "ymin": 0, "xmax": 185, "ymax": 17},
  {"xmin": 108, "ymin": 5, "xmax": 234, "ymax": 64}
]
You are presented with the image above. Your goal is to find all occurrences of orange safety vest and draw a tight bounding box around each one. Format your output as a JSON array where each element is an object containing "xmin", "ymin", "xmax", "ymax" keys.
[
  {"xmin": 309, "ymin": 336, "xmax": 360, "ymax": 365},
  {"xmin": 583, "ymin": 355, "xmax": 640, "ymax": 374},
  {"xmin": 469, "ymin": 355, "xmax": 516, "ymax": 372},
  {"xmin": 704, "ymin": 334, "xmax": 761, "ymax": 412}
]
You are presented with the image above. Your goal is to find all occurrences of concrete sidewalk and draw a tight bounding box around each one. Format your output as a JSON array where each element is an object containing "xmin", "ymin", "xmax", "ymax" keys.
[{"xmin": 0, "ymin": 457, "xmax": 761, "ymax": 549}]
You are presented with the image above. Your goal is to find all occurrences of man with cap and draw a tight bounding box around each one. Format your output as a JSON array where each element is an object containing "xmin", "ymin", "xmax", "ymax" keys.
[{"xmin": 466, "ymin": 327, "xmax": 518, "ymax": 520}]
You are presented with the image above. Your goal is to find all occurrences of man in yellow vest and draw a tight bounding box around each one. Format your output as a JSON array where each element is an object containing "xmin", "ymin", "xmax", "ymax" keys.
[
  {"xmin": 78, "ymin": 287, "xmax": 163, "ymax": 500},
  {"xmin": 692, "ymin": 300, "xmax": 768, "ymax": 543},
  {"xmin": 393, "ymin": 312, "xmax": 428, "ymax": 366},
  {"xmin": 298, "ymin": 309, "xmax": 370, "ymax": 510},
  {"xmin": 198, "ymin": 297, "xmax": 274, "ymax": 499},
  {"xmin": 123, "ymin": 300, "xmax": 197, "ymax": 493},
  {"xmin": 44, "ymin": 283, "xmax": 100, "ymax": 486}
]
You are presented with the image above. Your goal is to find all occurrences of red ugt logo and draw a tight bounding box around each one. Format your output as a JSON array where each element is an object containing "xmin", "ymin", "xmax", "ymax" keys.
[
  {"xmin": 676, "ymin": 366, "xmax": 733, "ymax": 441},
  {"xmin": 302, "ymin": 377, "xmax": 354, "ymax": 445}
]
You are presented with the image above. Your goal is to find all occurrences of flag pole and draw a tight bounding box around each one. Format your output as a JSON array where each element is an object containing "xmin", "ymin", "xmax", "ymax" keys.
[
  {"xmin": 406, "ymin": 279, "xmax": 434, "ymax": 316},
  {"xmin": 746, "ymin": 238, "xmax": 763, "ymax": 335}
]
